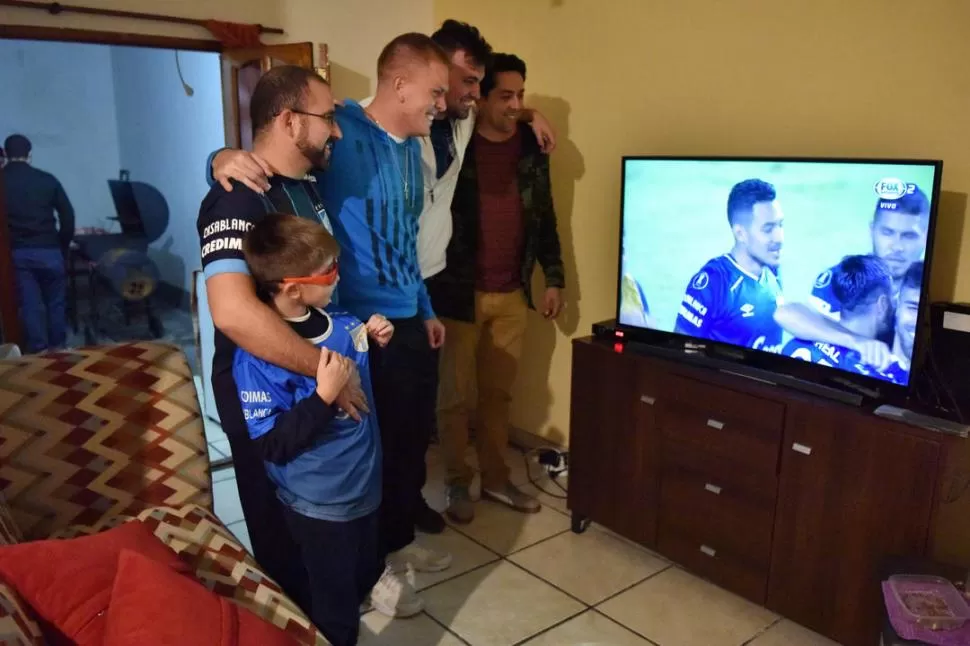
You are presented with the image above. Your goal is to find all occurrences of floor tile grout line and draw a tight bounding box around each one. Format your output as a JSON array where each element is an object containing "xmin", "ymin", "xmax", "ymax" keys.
[
  {"xmin": 416, "ymin": 556, "xmax": 504, "ymax": 595},
  {"xmin": 592, "ymin": 563, "xmax": 674, "ymax": 608},
  {"xmin": 420, "ymin": 609, "xmax": 475, "ymax": 646},
  {"xmin": 587, "ymin": 607, "xmax": 662, "ymax": 646},
  {"xmin": 509, "ymin": 606, "xmax": 589, "ymax": 646},
  {"xmin": 501, "ymin": 556, "xmax": 595, "ymax": 609},
  {"xmin": 442, "ymin": 510, "xmax": 573, "ymax": 558},
  {"xmin": 504, "ymin": 527, "xmax": 574, "ymax": 557},
  {"xmin": 740, "ymin": 616, "xmax": 783, "ymax": 645}
]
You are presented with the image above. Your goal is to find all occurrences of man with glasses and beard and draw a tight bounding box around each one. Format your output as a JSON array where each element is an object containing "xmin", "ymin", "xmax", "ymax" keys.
[{"xmin": 195, "ymin": 65, "xmax": 363, "ymax": 613}]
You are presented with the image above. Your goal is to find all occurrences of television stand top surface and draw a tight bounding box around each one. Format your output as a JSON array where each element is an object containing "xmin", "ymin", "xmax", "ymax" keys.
[{"xmin": 873, "ymin": 404, "xmax": 969, "ymax": 438}]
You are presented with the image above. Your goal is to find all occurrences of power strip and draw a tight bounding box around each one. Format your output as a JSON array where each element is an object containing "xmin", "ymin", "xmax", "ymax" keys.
[{"xmin": 537, "ymin": 448, "xmax": 569, "ymax": 477}]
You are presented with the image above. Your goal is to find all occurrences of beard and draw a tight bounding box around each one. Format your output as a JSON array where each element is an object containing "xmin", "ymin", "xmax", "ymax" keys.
[{"xmin": 298, "ymin": 134, "xmax": 332, "ymax": 170}]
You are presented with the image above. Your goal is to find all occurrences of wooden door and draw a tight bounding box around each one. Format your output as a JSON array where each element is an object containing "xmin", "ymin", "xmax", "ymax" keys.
[
  {"xmin": 220, "ymin": 43, "xmax": 317, "ymax": 150},
  {"xmin": 0, "ymin": 170, "xmax": 22, "ymax": 346},
  {"xmin": 767, "ymin": 401, "xmax": 941, "ymax": 646}
]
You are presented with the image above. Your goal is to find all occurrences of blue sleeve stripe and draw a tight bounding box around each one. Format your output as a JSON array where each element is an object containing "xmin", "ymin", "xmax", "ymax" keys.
[
  {"xmin": 204, "ymin": 259, "xmax": 250, "ymax": 279},
  {"xmin": 205, "ymin": 149, "xmax": 222, "ymax": 188}
]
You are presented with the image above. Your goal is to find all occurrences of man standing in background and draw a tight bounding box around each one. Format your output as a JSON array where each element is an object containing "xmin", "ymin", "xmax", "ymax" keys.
[
  {"xmin": 2, "ymin": 134, "xmax": 74, "ymax": 353},
  {"xmin": 431, "ymin": 53, "xmax": 565, "ymax": 524}
]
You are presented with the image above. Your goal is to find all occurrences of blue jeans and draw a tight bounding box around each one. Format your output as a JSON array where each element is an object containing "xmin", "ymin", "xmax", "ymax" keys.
[{"xmin": 12, "ymin": 247, "xmax": 67, "ymax": 353}]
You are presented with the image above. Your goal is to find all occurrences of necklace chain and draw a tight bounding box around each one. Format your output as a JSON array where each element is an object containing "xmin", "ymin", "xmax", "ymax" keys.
[{"xmin": 365, "ymin": 108, "xmax": 410, "ymax": 205}]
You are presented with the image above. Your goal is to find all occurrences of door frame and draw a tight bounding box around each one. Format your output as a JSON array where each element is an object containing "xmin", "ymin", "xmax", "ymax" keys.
[{"xmin": 0, "ymin": 25, "xmax": 224, "ymax": 347}]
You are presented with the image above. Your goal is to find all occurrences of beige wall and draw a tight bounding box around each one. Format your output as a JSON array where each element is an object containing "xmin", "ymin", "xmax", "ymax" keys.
[
  {"xmin": 0, "ymin": 0, "xmax": 434, "ymax": 97},
  {"xmin": 435, "ymin": 0, "xmax": 970, "ymax": 446}
]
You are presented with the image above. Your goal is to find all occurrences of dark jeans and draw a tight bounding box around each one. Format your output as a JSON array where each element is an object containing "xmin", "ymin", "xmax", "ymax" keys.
[
  {"xmin": 12, "ymin": 247, "xmax": 66, "ymax": 353},
  {"xmin": 284, "ymin": 508, "xmax": 382, "ymax": 646},
  {"xmin": 369, "ymin": 316, "xmax": 438, "ymax": 556},
  {"xmin": 211, "ymin": 371, "xmax": 311, "ymax": 614}
]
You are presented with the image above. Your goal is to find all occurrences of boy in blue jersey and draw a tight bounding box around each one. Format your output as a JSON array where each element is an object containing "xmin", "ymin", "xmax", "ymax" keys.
[
  {"xmin": 674, "ymin": 179, "xmax": 785, "ymax": 352},
  {"xmin": 783, "ymin": 254, "xmax": 898, "ymax": 382},
  {"xmin": 234, "ymin": 213, "xmax": 408, "ymax": 645},
  {"xmin": 809, "ymin": 187, "xmax": 928, "ymax": 329}
]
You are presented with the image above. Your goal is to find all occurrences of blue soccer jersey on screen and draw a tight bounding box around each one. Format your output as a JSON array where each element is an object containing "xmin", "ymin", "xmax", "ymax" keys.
[
  {"xmin": 674, "ymin": 254, "xmax": 784, "ymax": 352},
  {"xmin": 782, "ymin": 338, "xmax": 901, "ymax": 384},
  {"xmin": 809, "ymin": 265, "xmax": 840, "ymax": 319},
  {"xmin": 881, "ymin": 359, "xmax": 910, "ymax": 386}
]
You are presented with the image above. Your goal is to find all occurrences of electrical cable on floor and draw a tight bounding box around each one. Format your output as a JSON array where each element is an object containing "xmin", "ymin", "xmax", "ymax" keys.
[{"xmin": 523, "ymin": 448, "xmax": 569, "ymax": 500}]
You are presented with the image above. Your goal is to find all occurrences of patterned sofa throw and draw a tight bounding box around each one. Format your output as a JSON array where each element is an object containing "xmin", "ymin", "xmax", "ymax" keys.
[{"xmin": 0, "ymin": 342, "xmax": 211, "ymax": 539}]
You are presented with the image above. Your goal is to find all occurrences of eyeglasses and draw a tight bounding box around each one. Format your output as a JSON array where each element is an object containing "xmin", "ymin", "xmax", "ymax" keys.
[
  {"xmin": 278, "ymin": 261, "xmax": 339, "ymax": 287},
  {"xmin": 291, "ymin": 109, "xmax": 337, "ymax": 127}
]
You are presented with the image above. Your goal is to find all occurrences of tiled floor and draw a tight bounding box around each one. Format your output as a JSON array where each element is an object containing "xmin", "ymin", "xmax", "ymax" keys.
[
  {"xmin": 195, "ymin": 373, "xmax": 838, "ymax": 645},
  {"xmin": 205, "ymin": 434, "xmax": 841, "ymax": 645}
]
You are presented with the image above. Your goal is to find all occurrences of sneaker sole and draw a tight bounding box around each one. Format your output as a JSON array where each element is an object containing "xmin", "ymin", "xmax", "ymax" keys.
[
  {"xmin": 414, "ymin": 556, "xmax": 453, "ymax": 573},
  {"xmin": 482, "ymin": 490, "xmax": 542, "ymax": 514},
  {"xmin": 388, "ymin": 555, "xmax": 454, "ymax": 574},
  {"xmin": 446, "ymin": 508, "xmax": 474, "ymax": 525},
  {"xmin": 370, "ymin": 597, "xmax": 424, "ymax": 618}
]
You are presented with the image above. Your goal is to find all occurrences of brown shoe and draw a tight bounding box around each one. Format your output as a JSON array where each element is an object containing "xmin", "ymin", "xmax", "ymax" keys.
[
  {"xmin": 446, "ymin": 484, "xmax": 475, "ymax": 524},
  {"xmin": 482, "ymin": 482, "xmax": 541, "ymax": 513}
]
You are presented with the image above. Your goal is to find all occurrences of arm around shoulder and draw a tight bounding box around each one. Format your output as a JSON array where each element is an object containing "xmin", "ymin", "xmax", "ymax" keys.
[{"xmin": 233, "ymin": 356, "xmax": 336, "ymax": 464}]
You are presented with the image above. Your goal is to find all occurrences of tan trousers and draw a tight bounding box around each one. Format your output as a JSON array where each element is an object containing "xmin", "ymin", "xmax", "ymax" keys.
[{"xmin": 438, "ymin": 290, "xmax": 528, "ymax": 491}]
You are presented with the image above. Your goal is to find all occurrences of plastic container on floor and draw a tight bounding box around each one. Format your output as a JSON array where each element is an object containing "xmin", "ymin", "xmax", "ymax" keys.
[{"xmin": 889, "ymin": 574, "xmax": 970, "ymax": 631}]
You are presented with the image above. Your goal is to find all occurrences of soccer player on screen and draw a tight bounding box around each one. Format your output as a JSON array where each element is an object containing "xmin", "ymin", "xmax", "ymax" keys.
[
  {"xmin": 674, "ymin": 179, "xmax": 785, "ymax": 351},
  {"xmin": 783, "ymin": 255, "xmax": 896, "ymax": 380},
  {"xmin": 809, "ymin": 186, "xmax": 929, "ymax": 324},
  {"xmin": 881, "ymin": 261, "xmax": 922, "ymax": 384}
]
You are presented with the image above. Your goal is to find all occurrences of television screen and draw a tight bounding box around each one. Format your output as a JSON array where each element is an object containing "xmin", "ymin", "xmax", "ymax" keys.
[{"xmin": 617, "ymin": 157, "xmax": 942, "ymax": 391}]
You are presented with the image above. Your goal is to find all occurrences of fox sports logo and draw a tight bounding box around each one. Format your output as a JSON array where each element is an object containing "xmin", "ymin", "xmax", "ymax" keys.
[{"xmin": 874, "ymin": 178, "xmax": 910, "ymax": 200}]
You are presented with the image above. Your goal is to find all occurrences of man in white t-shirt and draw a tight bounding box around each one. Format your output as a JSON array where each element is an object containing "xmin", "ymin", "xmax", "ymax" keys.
[{"xmin": 209, "ymin": 20, "xmax": 557, "ymax": 534}]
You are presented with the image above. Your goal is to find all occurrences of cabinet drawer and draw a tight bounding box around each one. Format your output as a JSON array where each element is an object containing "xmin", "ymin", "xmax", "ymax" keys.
[
  {"xmin": 659, "ymin": 461, "xmax": 775, "ymax": 569},
  {"xmin": 657, "ymin": 524, "xmax": 768, "ymax": 604},
  {"xmin": 661, "ymin": 376, "xmax": 784, "ymax": 475},
  {"xmin": 664, "ymin": 437, "xmax": 778, "ymax": 495},
  {"xmin": 663, "ymin": 374, "xmax": 786, "ymax": 430}
]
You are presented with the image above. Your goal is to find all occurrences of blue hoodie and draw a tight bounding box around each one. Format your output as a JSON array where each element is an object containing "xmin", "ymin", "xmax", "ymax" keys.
[
  {"xmin": 204, "ymin": 100, "xmax": 433, "ymax": 322},
  {"xmin": 320, "ymin": 100, "xmax": 433, "ymax": 321}
]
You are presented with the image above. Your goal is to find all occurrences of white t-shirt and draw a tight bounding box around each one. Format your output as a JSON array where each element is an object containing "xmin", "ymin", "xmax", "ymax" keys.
[{"xmin": 358, "ymin": 97, "xmax": 475, "ymax": 278}]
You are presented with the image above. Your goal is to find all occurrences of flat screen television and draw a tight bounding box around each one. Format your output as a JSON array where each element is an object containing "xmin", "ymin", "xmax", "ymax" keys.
[{"xmin": 616, "ymin": 156, "xmax": 943, "ymax": 401}]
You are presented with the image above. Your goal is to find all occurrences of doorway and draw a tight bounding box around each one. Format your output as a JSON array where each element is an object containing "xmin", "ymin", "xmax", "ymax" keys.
[{"xmin": 2, "ymin": 38, "xmax": 224, "ymax": 368}]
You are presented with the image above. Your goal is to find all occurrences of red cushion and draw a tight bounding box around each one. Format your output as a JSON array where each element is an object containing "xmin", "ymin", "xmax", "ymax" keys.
[
  {"xmin": 0, "ymin": 520, "xmax": 188, "ymax": 645},
  {"xmin": 103, "ymin": 549, "xmax": 298, "ymax": 646}
]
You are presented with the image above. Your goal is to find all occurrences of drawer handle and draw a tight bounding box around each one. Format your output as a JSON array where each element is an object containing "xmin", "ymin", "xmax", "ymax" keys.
[
  {"xmin": 700, "ymin": 545, "xmax": 717, "ymax": 557},
  {"xmin": 704, "ymin": 483, "xmax": 722, "ymax": 495},
  {"xmin": 706, "ymin": 418, "xmax": 724, "ymax": 430},
  {"xmin": 792, "ymin": 442, "xmax": 813, "ymax": 455},
  {"xmin": 640, "ymin": 394, "xmax": 656, "ymax": 405}
]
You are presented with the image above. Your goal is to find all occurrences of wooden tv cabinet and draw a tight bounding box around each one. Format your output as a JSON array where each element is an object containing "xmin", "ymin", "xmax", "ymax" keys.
[{"xmin": 567, "ymin": 337, "xmax": 969, "ymax": 646}]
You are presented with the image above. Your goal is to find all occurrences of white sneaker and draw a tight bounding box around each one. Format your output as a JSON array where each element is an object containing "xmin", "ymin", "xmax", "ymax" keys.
[
  {"xmin": 389, "ymin": 541, "xmax": 453, "ymax": 573},
  {"xmin": 369, "ymin": 565, "xmax": 423, "ymax": 617}
]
